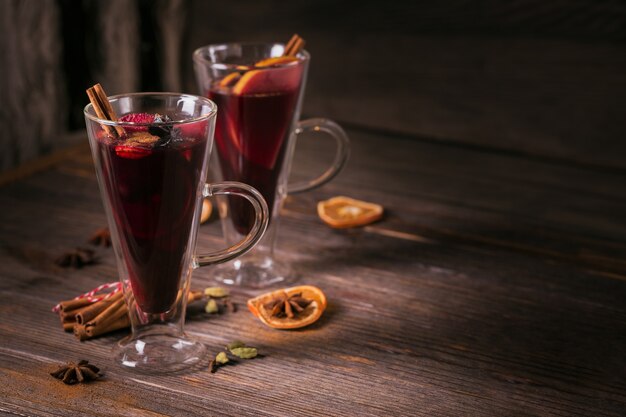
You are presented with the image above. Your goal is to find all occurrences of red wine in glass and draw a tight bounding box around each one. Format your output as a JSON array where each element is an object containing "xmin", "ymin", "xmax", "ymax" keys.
[
  {"xmin": 208, "ymin": 88, "xmax": 299, "ymax": 234},
  {"xmin": 97, "ymin": 128, "xmax": 206, "ymax": 313}
]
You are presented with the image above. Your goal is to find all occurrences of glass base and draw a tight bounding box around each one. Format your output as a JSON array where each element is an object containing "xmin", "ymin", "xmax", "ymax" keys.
[
  {"xmin": 212, "ymin": 254, "xmax": 296, "ymax": 288},
  {"xmin": 113, "ymin": 329, "xmax": 207, "ymax": 373}
]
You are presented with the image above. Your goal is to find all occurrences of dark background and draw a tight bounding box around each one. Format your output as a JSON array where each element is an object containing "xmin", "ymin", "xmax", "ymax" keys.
[{"xmin": 1, "ymin": 0, "xmax": 625, "ymax": 171}]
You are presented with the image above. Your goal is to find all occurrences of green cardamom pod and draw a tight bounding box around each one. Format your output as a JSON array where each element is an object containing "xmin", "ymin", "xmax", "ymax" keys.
[
  {"xmin": 204, "ymin": 287, "xmax": 229, "ymax": 298},
  {"xmin": 230, "ymin": 347, "xmax": 258, "ymax": 359},
  {"xmin": 215, "ymin": 352, "xmax": 229, "ymax": 364},
  {"xmin": 226, "ymin": 340, "xmax": 246, "ymax": 350},
  {"xmin": 205, "ymin": 299, "xmax": 219, "ymax": 314}
]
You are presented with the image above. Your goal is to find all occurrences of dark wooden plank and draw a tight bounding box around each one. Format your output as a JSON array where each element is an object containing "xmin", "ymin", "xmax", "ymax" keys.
[
  {"xmin": 1, "ymin": 127, "xmax": 626, "ymax": 415},
  {"xmin": 4, "ymin": 1, "xmax": 626, "ymax": 172},
  {"xmin": 1, "ymin": 221, "xmax": 626, "ymax": 416},
  {"xmin": 287, "ymin": 127, "xmax": 626, "ymax": 273},
  {"xmin": 182, "ymin": 1, "xmax": 626, "ymax": 169}
]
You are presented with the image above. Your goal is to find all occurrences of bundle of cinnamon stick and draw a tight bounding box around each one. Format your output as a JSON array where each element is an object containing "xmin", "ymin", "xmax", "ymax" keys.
[
  {"xmin": 57, "ymin": 290, "xmax": 204, "ymax": 341},
  {"xmin": 283, "ymin": 33, "xmax": 305, "ymax": 57},
  {"xmin": 86, "ymin": 83, "xmax": 124, "ymax": 138}
]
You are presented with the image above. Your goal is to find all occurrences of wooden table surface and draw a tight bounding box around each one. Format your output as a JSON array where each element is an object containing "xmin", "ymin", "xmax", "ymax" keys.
[{"xmin": 1, "ymin": 126, "xmax": 625, "ymax": 416}]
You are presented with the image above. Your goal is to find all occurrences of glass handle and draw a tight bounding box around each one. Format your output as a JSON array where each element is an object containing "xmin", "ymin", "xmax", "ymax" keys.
[
  {"xmin": 288, "ymin": 118, "xmax": 350, "ymax": 194},
  {"xmin": 194, "ymin": 181, "xmax": 269, "ymax": 267}
]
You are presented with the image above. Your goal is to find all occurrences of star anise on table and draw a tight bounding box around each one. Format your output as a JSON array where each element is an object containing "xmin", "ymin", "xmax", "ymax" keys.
[
  {"xmin": 88, "ymin": 227, "xmax": 111, "ymax": 247},
  {"xmin": 264, "ymin": 292, "xmax": 312, "ymax": 318},
  {"xmin": 55, "ymin": 247, "xmax": 95, "ymax": 268},
  {"xmin": 223, "ymin": 297, "xmax": 237, "ymax": 313},
  {"xmin": 50, "ymin": 360, "xmax": 101, "ymax": 385}
]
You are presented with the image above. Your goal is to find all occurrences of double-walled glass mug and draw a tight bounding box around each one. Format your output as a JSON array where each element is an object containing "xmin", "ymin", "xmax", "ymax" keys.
[
  {"xmin": 84, "ymin": 93, "xmax": 269, "ymax": 372},
  {"xmin": 193, "ymin": 42, "xmax": 350, "ymax": 288}
]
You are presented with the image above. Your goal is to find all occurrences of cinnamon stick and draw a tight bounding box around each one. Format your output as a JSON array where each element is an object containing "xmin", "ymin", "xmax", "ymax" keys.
[
  {"xmin": 93, "ymin": 84, "xmax": 116, "ymax": 120},
  {"xmin": 93, "ymin": 83, "xmax": 125, "ymax": 137},
  {"xmin": 86, "ymin": 88, "xmax": 115, "ymax": 137},
  {"xmin": 60, "ymin": 304, "xmax": 92, "ymax": 323},
  {"xmin": 85, "ymin": 296, "xmax": 124, "ymax": 328},
  {"xmin": 63, "ymin": 287, "xmax": 206, "ymax": 340},
  {"xmin": 284, "ymin": 34, "xmax": 298, "ymax": 55},
  {"xmin": 73, "ymin": 324, "xmax": 89, "ymax": 341},
  {"xmin": 85, "ymin": 302, "xmax": 127, "ymax": 337},
  {"xmin": 76, "ymin": 291, "xmax": 123, "ymax": 325},
  {"xmin": 283, "ymin": 34, "xmax": 305, "ymax": 56},
  {"xmin": 290, "ymin": 38, "xmax": 305, "ymax": 56},
  {"xmin": 58, "ymin": 298, "xmax": 94, "ymax": 313},
  {"xmin": 85, "ymin": 315, "xmax": 130, "ymax": 339},
  {"xmin": 60, "ymin": 310, "xmax": 78, "ymax": 324},
  {"xmin": 86, "ymin": 84, "xmax": 124, "ymax": 137}
]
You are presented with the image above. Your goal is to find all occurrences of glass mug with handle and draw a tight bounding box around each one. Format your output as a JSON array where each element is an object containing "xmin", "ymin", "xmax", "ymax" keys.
[
  {"xmin": 193, "ymin": 41, "xmax": 350, "ymax": 288},
  {"xmin": 84, "ymin": 92, "xmax": 268, "ymax": 372}
]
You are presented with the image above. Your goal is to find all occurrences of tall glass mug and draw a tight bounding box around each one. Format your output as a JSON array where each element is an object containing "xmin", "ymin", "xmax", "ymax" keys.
[
  {"xmin": 193, "ymin": 42, "xmax": 350, "ymax": 288},
  {"xmin": 84, "ymin": 93, "xmax": 268, "ymax": 372}
]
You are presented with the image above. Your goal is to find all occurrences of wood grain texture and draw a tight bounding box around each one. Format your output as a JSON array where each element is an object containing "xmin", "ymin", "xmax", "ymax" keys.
[
  {"xmin": 0, "ymin": 0, "xmax": 65, "ymax": 171},
  {"xmin": 183, "ymin": 0, "xmax": 626, "ymax": 169},
  {"xmin": 3, "ymin": 1, "xmax": 626, "ymax": 171},
  {"xmin": 0, "ymin": 127, "xmax": 625, "ymax": 415},
  {"xmin": 88, "ymin": 0, "xmax": 141, "ymax": 96}
]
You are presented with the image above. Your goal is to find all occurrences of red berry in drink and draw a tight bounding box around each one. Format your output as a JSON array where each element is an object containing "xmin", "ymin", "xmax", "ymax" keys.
[
  {"xmin": 115, "ymin": 145, "xmax": 152, "ymax": 159},
  {"xmin": 119, "ymin": 113, "xmax": 155, "ymax": 132}
]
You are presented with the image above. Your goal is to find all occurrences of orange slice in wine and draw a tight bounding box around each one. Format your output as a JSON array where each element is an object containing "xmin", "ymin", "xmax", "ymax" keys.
[
  {"xmin": 232, "ymin": 60, "xmax": 303, "ymax": 96},
  {"xmin": 218, "ymin": 72, "xmax": 241, "ymax": 88},
  {"xmin": 317, "ymin": 196, "xmax": 384, "ymax": 228},
  {"xmin": 247, "ymin": 285, "xmax": 327, "ymax": 330},
  {"xmin": 254, "ymin": 56, "xmax": 299, "ymax": 68}
]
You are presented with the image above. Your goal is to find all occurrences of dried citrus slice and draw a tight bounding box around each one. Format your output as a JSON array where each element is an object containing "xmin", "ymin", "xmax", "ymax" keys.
[
  {"xmin": 218, "ymin": 72, "xmax": 241, "ymax": 88},
  {"xmin": 232, "ymin": 62, "xmax": 302, "ymax": 95},
  {"xmin": 317, "ymin": 196, "xmax": 383, "ymax": 228},
  {"xmin": 247, "ymin": 285, "xmax": 327, "ymax": 330},
  {"xmin": 200, "ymin": 199, "xmax": 212, "ymax": 224},
  {"xmin": 254, "ymin": 56, "xmax": 298, "ymax": 68}
]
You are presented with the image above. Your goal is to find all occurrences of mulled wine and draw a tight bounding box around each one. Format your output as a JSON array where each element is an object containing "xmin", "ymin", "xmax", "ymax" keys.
[
  {"xmin": 97, "ymin": 123, "xmax": 207, "ymax": 313},
  {"xmin": 193, "ymin": 38, "xmax": 349, "ymax": 288},
  {"xmin": 209, "ymin": 88, "xmax": 299, "ymax": 234}
]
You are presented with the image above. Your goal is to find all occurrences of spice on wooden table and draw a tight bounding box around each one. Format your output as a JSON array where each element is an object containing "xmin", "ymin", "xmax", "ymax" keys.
[
  {"xmin": 264, "ymin": 292, "xmax": 312, "ymax": 318},
  {"xmin": 203, "ymin": 287, "xmax": 236, "ymax": 314},
  {"xmin": 205, "ymin": 299, "xmax": 219, "ymax": 314},
  {"xmin": 204, "ymin": 287, "xmax": 229, "ymax": 298},
  {"xmin": 247, "ymin": 285, "xmax": 327, "ymax": 329},
  {"xmin": 208, "ymin": 359, "xmax": 217, "ymax": 373},
  {"xmin": 88, "ymin": 227, "xmax": 111, "ymax": 247},
  {"xmin": 55, "ymin": 248, "xmax": 95, "ymax": 268},
  {"xmin": 50, "ymin": 360, "xmax": 101, "ymax": 385},
  {"xmin": 223, "ymin": 298, "xmax": 237, "ymax": 313},
  {"xmin": 209, "ymin": 342, "xmax": 259, "ymax": 373},
  {"xmin": 317, "ymin": 196, "xmax": 384, "ymax": 229},
  {"xmin": 215, "ymin": 352, "xmax": 229, "ymax": 364},
  {"xmin": 55, "ymin": 287, "xmax": 216, "ymax": 340}
]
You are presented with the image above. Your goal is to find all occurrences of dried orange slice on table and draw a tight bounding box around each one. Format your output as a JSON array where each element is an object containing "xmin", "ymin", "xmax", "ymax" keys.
[
  {"xmin": 317, "ymin": 196, "xmax": 384, "ymax": 228},
  {"xmin": 247, "ymin": 285, "xmax": 327, "ymax": 330}
]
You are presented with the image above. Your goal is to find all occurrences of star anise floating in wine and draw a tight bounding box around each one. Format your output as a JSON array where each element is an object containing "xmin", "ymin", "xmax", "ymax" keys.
[
  {"xmin": 263, "ymin": 291, "xmax": 312, "ymax": 319},
  {"xmin": 55, "ymin": 248, "xmax": 95, "ymax": 268},
  {"xmin": 88, "ymin": 227, "xmax": 111, "ymax": 247},
  {"xmin": 49, "ymin": 360, "xmax": 101, "ymax": 385}
]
